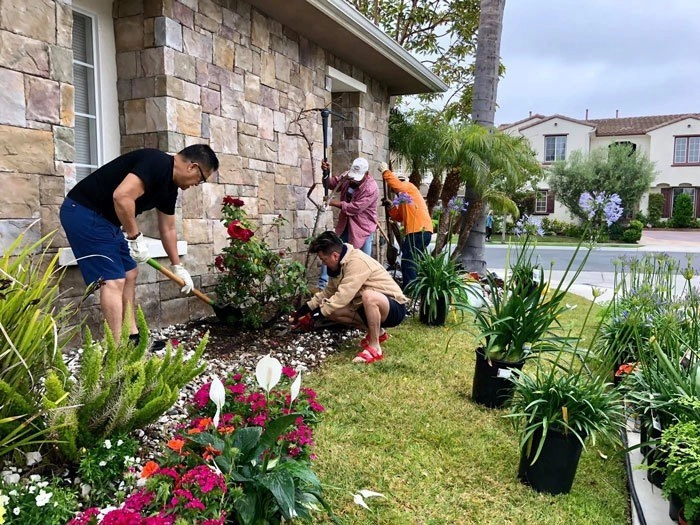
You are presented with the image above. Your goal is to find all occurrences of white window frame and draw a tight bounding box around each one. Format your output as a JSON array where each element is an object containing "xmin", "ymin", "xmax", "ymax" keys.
[
  {"xmin": 534, "ymin": 190, "xmax": 548, "ymax": 214},
  {"xmin": 544, "ymin": 135, "xmax": 566, "ymax": 163},
  {"xmin": 674, "ymin": 136, "xmax": 700, "ymax": 165},
  {"xmin": 72, "ymin": 7, "xmax": 103, "ymax": 183}
]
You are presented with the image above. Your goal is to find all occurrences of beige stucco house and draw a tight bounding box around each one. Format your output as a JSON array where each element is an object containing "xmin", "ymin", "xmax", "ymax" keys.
[
  {"xmin": 0, "ymin": 0, "xmax": 446, "ymax": 332},
  {"xmin": 501, "ymin": 113, "xmax": 700, "ymax": 222}
]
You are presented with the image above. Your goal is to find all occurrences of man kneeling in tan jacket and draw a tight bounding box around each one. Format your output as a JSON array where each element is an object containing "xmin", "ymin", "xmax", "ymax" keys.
[{"xmin": 290, "ymin": 231, "xmax": 409, "ymax": 364}]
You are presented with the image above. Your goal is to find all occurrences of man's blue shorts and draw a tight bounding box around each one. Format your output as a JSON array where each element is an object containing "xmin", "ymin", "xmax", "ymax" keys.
[{"xmin": 59, "ymin": 197, "xmax": 137, "ymax": 287}]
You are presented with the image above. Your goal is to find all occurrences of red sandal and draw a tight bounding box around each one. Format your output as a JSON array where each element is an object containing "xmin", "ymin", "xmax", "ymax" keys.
[
  {"xmin": 360, "ymin": 331, "xmax": 389, "ymax": 347},
  {"xmin": 353, "ymin": 340, "xmax": 384, "ymax": 364}
]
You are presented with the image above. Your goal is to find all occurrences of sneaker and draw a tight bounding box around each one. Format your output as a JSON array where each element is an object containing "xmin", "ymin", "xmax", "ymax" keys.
[{"xmin": 128, "ymin": 334, "xmax": 167, "ymax": 351}]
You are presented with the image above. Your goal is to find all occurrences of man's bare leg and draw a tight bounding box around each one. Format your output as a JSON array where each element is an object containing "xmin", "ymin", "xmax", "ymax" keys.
[
  {"xmin": 358, "ymin": 290, "xmax": 390, "ymax": 354},
  {"xmin": 123, "ymin": 267, "xmax": 139, "ymax": 334},
  {"xmin": 100, "ymin": 278, "xmax": 126, "ymax": 339}
]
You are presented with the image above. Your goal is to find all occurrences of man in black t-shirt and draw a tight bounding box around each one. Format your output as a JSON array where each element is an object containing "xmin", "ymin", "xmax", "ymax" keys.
[{"xmin": 60, "ymin": 145, "xmax": 219, "ymax": 343}]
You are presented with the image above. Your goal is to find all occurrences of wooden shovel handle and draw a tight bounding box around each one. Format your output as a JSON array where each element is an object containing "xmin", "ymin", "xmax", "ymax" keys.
[{"xmin": 146, "ymin": 259, "xmax": 213, "ymax": 305}]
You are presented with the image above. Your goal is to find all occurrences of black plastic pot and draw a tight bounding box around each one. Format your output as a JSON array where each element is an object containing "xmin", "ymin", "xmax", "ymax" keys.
[
  {"xmin": 518, "ymin": 427, "xmax": 585, "ymax": 495},
  {"xmin": 419, "ymin": 296, "xmax": 447, "ymax": 326},
  {"xmin": 640, "ymin": 424, "xmax": 666, "ymax": 488},
  {"xmin": 471, "ymin": 347, "xmax": 525, "ymax": 408},
  {"xmin": 670, "ymin": 493, "xmax": 683, "ymax": 522}
]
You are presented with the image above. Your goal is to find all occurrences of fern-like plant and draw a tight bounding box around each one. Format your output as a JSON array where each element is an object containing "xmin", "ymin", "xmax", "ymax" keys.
[{"xmin": 43, "ymin": 308, "xmax": 207, "ymax": 462}]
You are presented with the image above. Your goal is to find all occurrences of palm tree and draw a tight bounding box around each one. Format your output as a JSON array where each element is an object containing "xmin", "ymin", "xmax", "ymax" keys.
[
  {"xmin": 456, "ymin": 0, "xmax": 506, "ymax": 273},
  {"xmin": 433, "ymin": 124, "xmax": 541, "ymax": 255}
]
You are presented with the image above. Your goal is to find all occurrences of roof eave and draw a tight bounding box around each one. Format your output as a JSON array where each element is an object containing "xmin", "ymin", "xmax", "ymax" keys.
[{"xmin": 245, "ymin": 0, "xmax": 448, "ymax": 96}]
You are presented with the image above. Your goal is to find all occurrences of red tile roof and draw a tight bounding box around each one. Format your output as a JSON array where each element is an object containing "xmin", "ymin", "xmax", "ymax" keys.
[{"xmin": 588, "ymin": 113, "xmax": 700, "ymax": 136}]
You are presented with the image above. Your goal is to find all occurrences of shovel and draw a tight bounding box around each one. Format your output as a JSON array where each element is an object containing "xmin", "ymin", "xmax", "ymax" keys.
[{"xmin": 146, "ymin": 259, "xmax": 241, "ymax": 323}]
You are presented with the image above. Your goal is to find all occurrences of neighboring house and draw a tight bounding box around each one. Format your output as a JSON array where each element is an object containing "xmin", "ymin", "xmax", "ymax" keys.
[
  {"xmin": 0, "ymin": 0, "xmax": 446, "ymax": 332},
  {"xmin": 501, "ymin": 112, "xmax": 700, "ymax": 222}
]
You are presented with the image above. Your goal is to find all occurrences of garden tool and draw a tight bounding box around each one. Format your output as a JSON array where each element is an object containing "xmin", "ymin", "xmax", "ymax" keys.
[
  {"xmin": 147, "ymin": 259, "xmax": 240, "ymax": 323},
  {"xmin": 382, "ymin": 179, "xmax": 401, "ymax": 267}
]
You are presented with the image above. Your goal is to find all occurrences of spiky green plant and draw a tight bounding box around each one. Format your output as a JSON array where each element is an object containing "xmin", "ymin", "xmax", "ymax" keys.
[
  {"xmin": 0, "ymin": 226, "xmax": 77, "ymax": 459},
  {"xmin": 43, "ymin": 308, "xmax": 207, "ymax": 462}
]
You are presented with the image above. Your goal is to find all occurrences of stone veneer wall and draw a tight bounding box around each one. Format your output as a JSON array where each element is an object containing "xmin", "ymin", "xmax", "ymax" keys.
[{"xmin": 0, "ymin": 0, "xmax": 390, "ymax": 335}]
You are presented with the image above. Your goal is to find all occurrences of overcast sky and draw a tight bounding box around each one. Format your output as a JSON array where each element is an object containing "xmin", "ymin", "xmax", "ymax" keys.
[{"xmin": 496, "ymin": 0, "xmax": 700, "ymax": 126}]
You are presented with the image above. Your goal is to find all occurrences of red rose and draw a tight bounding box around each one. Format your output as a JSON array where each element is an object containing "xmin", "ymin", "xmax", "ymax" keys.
[
  {"xmin": 227, "ymin": 220, "xmax": 254, "ymax": 242},
  {"xmin": 223, "ymin": 196, "xmax": 236, "ymax": 205},
  {"xmin": 232, "ymin": 198, "xmax": 245, "ymax": 207},
  {"xmin": 215, "ymin": 255, "xmax": 225, "ymax": 272}
]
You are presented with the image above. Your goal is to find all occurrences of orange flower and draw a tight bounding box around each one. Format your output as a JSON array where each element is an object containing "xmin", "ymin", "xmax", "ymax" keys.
[
  {"xmin": 219, "ymin": 425, "xmax": 235, "ymax": 434},
  {"xmin": 197, "ymin": 417, "xmax": 213, "ymax": 430},
  {"xmin": 187, "ymin": 427, "xmax": 202, "ymax": 435},
  {"xmin": 202, "ymin": 444, "xmax": 222, "ymax": 461},
  {"xmin": 167, "ymin": 438, "xmax": 185, "ymax": 453},
  {"xmin": 141, "ymin": 460, "xmax": 159, "ymax": 479}
]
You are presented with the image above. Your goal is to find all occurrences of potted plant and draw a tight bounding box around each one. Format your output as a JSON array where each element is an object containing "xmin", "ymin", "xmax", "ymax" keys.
[
  {"xmin": 405, "ymin": 248, "xmax": 470, "ymax": 326},
  {"xmin": 452, "ymin": 193, "xmax": 624, "ymax": 408},
  {"xmin": 507, "ymin": 347, "xmax": 625, "ymax": 495},
  {"xmin": 659, "ymin": 420, "xmax": 700, "ymax": 524}
]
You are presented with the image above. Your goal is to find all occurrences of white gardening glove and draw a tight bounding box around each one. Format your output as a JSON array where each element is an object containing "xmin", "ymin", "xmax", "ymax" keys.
[
  {"xmin": 378, "ymin": 162, "xmax": 389, "ymax": 174},
  {"xmin": 126, "ymin": 233, "xmax": 150, "ymax": 263},
  {"xmin": 172, "ymin": 264, "xmax": 194, "ymax": 294}
]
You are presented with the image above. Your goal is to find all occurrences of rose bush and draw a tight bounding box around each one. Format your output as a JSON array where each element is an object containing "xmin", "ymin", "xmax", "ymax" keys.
[{"xmin": 213, "ymin": 197, "xmax": 308, "ymax": 328}]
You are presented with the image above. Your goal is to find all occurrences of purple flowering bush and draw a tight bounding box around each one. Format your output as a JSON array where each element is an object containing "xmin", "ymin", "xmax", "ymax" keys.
[{"xmin": 455, "ymin": 193, "xmax": 624, "ymax": 362}]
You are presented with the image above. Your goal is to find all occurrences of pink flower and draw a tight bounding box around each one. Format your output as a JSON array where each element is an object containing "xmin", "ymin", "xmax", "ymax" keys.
[
  {"xmin": 226, "ymin": 383, "xmax": 246, "ymax": 395},
  {"xmin": 193, "ymin": 383, "xmax": 211, "ymax": 409},
  {"xmin": 282, "ymin": 367, "xmax": 296, "ymax": 378}
]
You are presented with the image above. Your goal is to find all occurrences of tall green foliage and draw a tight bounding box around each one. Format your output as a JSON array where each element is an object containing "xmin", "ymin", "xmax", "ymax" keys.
[
  {"xmin": 647, "ymin": 192, "xmax": 665, "ymax": 226},
  {"xmin": 43, "ymin": 308, "xmax": 207, "ymax": 462},
  {"xmin": 0, "ymin": 227, "xmax": 77, "ymax": 458},
  {"xmin": 350, "ymin": 0, "xmax": 480, "ymax": 117},
  {"xmin": 548, "ymin": 144, "xmax": 656, "ymax": 221},
  {"xmin": 672, "ymin": 192, "xmax": 694, "ymax": 228}
]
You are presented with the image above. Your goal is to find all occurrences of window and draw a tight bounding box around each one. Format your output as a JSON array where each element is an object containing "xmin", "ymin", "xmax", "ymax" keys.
[
  {"xmin": 674, "ymin": 136, "xmax": 700, "ymax": 164},
  {"xmin": 610, "ymin": 141, "xmax": 637, "ymax": 155},
  {"xmin": 535, "ymin": 190, "xmax": 548, "ymax": 213},
  {"xmin": 544, "ymin": 135, "xmax": 566, "ymax": 162},
  {"xmin": 73, "ymin": 10, "xmax": 100, "ymax": 181}
]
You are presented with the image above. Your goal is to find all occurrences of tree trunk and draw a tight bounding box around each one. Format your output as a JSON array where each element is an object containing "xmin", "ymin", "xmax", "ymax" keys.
[
  {"xmin": 458, "ymin": 0, "xmax": 506, "ymax": 273},
  {"xmin": 409, "ymin": 167, "xmax": 421, "ymax": 189},
  {"xmin": 426, "ymin": 175, "xmax": 443, "ymax": 217},
  {"xmin": 434, "ymin": 168, "xmax": 461, "ymax": 253}
]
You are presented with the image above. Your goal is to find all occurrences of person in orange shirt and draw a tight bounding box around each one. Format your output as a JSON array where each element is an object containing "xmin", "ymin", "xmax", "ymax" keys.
[{"xmin": 378, "ymin": 162, "xmax": 434, "ymax": 290}]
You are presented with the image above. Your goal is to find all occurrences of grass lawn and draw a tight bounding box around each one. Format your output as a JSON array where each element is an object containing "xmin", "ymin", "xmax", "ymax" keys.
[
  {"xmin": 490, "ymin": 235, "xmax": 641, "ymax": 248},
  {"xmin": 306, "ymin": 295, "xmax": 629, "ymax": 524}
]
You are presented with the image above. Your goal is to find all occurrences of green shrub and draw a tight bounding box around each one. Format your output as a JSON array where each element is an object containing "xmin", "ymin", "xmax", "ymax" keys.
[
  {"xmin": 660, "ymin": 420, "xmax": 700, "ymax": 522},
  {"xmin": 0, "ymin": 227, "xmax": 78, "ymax": 459},
  {"xmin": 214, "ymin": 196, "xmax": 308, "ymax": 328},
  {"xmin": 43, "ymin": 309, "xmax": 207, "ymax": 462},
  {"xmin": 647, "ymin": 193, "xmax": 665, "ymax": 227},
  {"xmin": 672, "ymin": 193, "xmax": 694, "ymax": 228},
  {"xmin": 622, "ymin": 228, "xmax": 642, "ymax": 243}
]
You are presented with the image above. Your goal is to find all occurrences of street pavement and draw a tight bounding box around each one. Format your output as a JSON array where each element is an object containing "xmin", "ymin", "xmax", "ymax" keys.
[{"xmin": 488, "ymin": 229, "xmax": 700, "ymax": 302}]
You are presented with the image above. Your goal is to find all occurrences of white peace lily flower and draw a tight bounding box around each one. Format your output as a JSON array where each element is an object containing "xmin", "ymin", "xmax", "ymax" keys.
[
  {"xmin": 26, "ymin": 451, "xmax": 42, "ymax": 466},
  {"xmin": 290, "ymin": 370, "xmax": 302, "ymax": 403},
  {"xmin": 358, "ymin": 489, "xmax": 386, "ymax": 499},
  {"xmin": 29, "ymin": 475, "xmax": 41, "ymax": 483},
  {"xmin": 255, "ymin": 355, "xmax": 282, "ymax": 393},
  {"xmin": 117, "ymin": 439, "xmax": 124, "ymax": 446},
  {"xmin": 352, "ymin": 493, "xmax": 371, "ymax": 510},
  {"xmin": 209, "ymin": 376, "xmax": 226, "ymax": 428},
  {"xmin": 104, "ymin": 439, "xmax": 112, "ymax": 449}
]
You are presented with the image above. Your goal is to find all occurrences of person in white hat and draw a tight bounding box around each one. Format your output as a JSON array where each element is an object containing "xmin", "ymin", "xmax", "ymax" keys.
[{"xmin": 317, "ymin": 157, "xmax": 379, "ymax": 289}]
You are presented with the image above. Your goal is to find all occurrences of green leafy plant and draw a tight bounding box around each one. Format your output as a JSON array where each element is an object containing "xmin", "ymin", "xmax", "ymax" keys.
[
  {"xmin": 42, "ymin": 308, "xmax": 207, "ymax": 462},
  {"xmin": 454, "ymin": 193, "xmax": 623, "ymax": 363},
  {"xmin": 69, "ymin": 355, "xmax": 333, "ymax": 524},
  {"xmin": 647, "ymin": 192, "xmax": 665, "ymax": 227},
  {"xmin": 0, "ymin": 226, "xmax": 78, "ymax": 460},
  {"xmin": 660, "ymin": 420, "xmax": 700, "ymax": 522},
  {"xmin": 622, "ymin": 219, "xmax": 643, "ymax": 243},
  {"xmin": 672, "ymin": 192, "xmax": 694, "ymax": 228},
  {"xmin": 405, "ymin": 249, "xmax": 468, "ymax": 324},
  {"xmin": 213, "ymin": 196, "xmax": 309, "ymax": 328},
  {"xmin": 0, "ymin": 473, "xmax": 79, "ymax": 524}
]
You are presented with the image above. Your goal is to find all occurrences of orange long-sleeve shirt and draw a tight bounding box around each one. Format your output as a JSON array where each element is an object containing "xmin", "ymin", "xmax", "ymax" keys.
[{"xmin": 382, "ymin": 170, "xmax": 433, "ymax": 234}]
